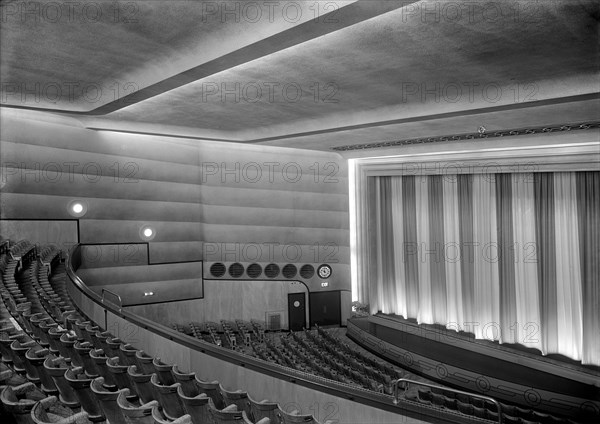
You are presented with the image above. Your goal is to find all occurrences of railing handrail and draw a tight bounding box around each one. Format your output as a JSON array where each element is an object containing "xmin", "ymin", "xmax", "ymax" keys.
[
  {"xmin": 392, "ymin": 378, "xmax": 503, "ymax": 424},
  {"xmin": 101, "ymin": 288, "xmax": 122, "ymax": 310},
  {"xmin": 64, "ymin": 243, "xmax": 490, "ymax": 423}
]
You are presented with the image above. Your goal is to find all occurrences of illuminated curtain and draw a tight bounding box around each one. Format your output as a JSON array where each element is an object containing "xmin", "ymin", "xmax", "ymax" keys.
[
  {"xmin": 442, "ymin": 175, "xmax": 463, "ymax": 329},
  {"xmin": 415, "ymin": 176, "xmax": 433, "ymax": 324},
  {"xmin": 370, "ymin": 171, "xmax": 600, "ymax": 366},
  {"xmin": 391, "ymin": 177, "xmax": 407, "ymax": 318},
  {"xmin": 576, "ymin": 172, "xmax": 600, "ymax": 364},
  {"xmin": 471, "ymin": 174, "xmax": 500, "ymax": 340},
  {"xmin": 554, "ymin": 173, "xmax": 583, "ymax": 360},
  {"xmin": 511, "ymin": 173, "xmax": 541, "ymax": 352}
]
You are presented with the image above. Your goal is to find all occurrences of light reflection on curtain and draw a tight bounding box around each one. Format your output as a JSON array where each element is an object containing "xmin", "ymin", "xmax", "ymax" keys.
[
  {"xmin": 553, "ymin": 173, "xmax": 583, "ymax": 360},
  {"xmin": 472, "ymin": 174, "xmax": 500, "ymax": 341},
  {"xmin": 371, "ymin": 171, "xmax": 599, "ymax": 366},
  {"xmin": 391, "ymin": 178, "xmax": 407, "ymax": 319},
  {"xmin": 416, "ymin": 176, "xmax": 433, "ymax": 324},
  {"xmin": 511, "ymin": 173, "xmax": 541, "ymax": 352},
  {"xmin": 442, "ymin": 176, "xmax": 463, "ymax": 329}
]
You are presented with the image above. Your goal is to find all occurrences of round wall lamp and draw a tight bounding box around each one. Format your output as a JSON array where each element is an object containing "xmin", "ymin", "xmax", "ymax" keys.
[
  {"xmin": 139, "ymin": 225, "xmax": 156, "ymax": 241},
  {"xmin": 67, "ymin": 200, "xmax": 88, "ymax": 217}
]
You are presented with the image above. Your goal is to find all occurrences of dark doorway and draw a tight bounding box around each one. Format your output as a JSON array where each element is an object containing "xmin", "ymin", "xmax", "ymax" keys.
[
  {"xmin": 309, "ymin": 291, "xmax": 341, "ymax": 327},
  {"xmin": 288, "ymin": 293, "xmax": 306, "ymax": 331}
]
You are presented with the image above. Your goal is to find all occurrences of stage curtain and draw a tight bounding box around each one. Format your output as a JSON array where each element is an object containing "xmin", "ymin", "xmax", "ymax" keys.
[
  {"xmin": 553, "ymin": 173, "xmax": 583, "ymax": 360},
  {"xmin": 496, "ymin": 173, "xmax": 517, "ymax": 344},
  {"xmin": 442, "ymin": 175, "xmax": 463, "ymax": 329},
  {"xmin": 415, "ymin": 176, "xmax": 433, "ymax": 324},
  {"xmin": 471, "ymin": 174, "xmax": 500, "ymax": 340},
  {"xmin": 576, "ymin": 172, "xmax": 600, "ymax": 365},
  {"xmin": 369, "ymin": 171, "xmax": 599, "ymax": 366},
  {"xmin": 534, "ymin": 173, "xmax": 557, "ymax": 356},
  {"xmin": 391, "ymin": 177, "xmax": 407, "ymax": 319},
  {"xmin": 511, "ymin": 173, "xmax": 541, "ymax": 352}
]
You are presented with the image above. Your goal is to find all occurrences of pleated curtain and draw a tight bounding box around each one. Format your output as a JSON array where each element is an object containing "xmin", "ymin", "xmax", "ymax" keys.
[{"xmin": 370, "ymin": 171, "xmax": 599, "ymax": 366}]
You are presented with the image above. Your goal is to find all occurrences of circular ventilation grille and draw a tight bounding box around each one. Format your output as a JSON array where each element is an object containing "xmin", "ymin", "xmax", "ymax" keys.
[
  {"xmin": 264, "ymin": 263, "xmax": 280, "ymax": 278},
  {"xmin": 246, "ymin": 263, "xmax": 262, "ymax": 279},
  {"xmin": 299, "ymin": 264, "xmax": 315, "ymax": 279},
  {"xmin": 228, "ymin": 263, "xmax": 244, "ymax": 278},
  {"xmin": 210, "ymin": 263, "xmax": 226, "ymax": 278},
  {"xmin": 282, "ymin": 264, "xmax": 297, "ymax": 279}
]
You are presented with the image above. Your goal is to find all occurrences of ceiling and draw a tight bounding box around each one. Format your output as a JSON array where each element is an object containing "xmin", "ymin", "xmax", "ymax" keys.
[{"xmin": 2, "ymin": 0, "xmax": 599, "ymax": 152}]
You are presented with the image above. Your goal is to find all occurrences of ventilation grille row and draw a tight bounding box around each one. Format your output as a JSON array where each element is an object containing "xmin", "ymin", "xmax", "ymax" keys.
[{"xmin": 209, "ymin": 263, "xmax": 319, "ymax": 279}]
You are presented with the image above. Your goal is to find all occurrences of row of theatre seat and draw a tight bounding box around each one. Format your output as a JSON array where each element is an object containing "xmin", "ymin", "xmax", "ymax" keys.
[
  {"xmin": 172, "ymin": 316, "xmax": 588, "ymax": 424},
  {"xmin": 179, "ymin": 320, "xmax": 266, "ymax": 351},
  {"xmin": 176, "ymin": 320, "xmax": 408, "ymax": 395},
  {"xmin": 405, "ymin": 386, "xmax": 584, "ymax": 424},
  {"xmin": 0, "ymin": 240, "xmax": 334, "ymax": 424}
]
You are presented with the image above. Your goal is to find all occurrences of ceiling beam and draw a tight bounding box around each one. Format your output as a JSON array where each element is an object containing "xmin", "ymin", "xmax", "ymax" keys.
[
  {"xmin": 0, "ymin": 0, "xmax": 416, "ymax": 116},
  {"xmin": 83, "ymin": 93, "xmax": 600, "ymax": 144}
]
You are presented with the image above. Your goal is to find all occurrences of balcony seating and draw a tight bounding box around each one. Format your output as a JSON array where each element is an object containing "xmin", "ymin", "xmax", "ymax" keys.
[
  {"xmin": 430, "ymin": 392, "xmax": 445, "ymax": 408},
  {"xmin": 151, "ymin": 405, "xmax": 192, "ymax": 424},
  {"xmin": 11, "ymin": 338, "xmax": 41, "ymax": 384},
  {"xmin": 64, "ymin": 367, "xmax": 104, "ymax": 422},
  {"xmin": 16, "ymin": 304, "xmax": 34, "ymax": 335},
  {"xmin": 220, "ymin": 384, "xmax": 251, "ymax": 418},
  {"xmin": 73, "ymin": 342, "xmax": 99, "ymax": 378},
  {"xmin": 0, "ymin": 362, "xmax": 27, "ymax": 388},
  {"xmin": 1, "ymin": 243, "xmax": 584, "ymax": 424},
  {"xmin": 194, "ymin": 377, "xmax": 225, "ymax": 410},
  {"xmin": 118, "ymin": 343, "xmax": 138, "ymax": 367},
  {"xmin": 276, "ymin": 407, "xmax": 323, "ymax": 424},
  {"xmin": 127, "ymin": 365, "xmax": 156, "ymax": 405},
  {"xmin": 456, "ymin": 400, "xmax": 474, "ymax": 415},
  {"xmin": 472, "ymin": 405, "xmax": 487, "ymax": 419},
  {"xmin": 116, "ymin": 388, "xmax": 158, "ymax": 424},
  {"xmin": 25, "ymin": 346, "xmax": 57, "ymax": 396},
  {"xmin": 58, "ymin": 333, "xmax": 82, "ymax": 368},
  {"xmin": 91, "ymin": 332, "xmax": 110, "ymax": 354},
  {"xmin": 43, "ymin": 355, "xmax": 79, "ymax": 409},
  {"xmin": 150, "ymin": 373, "xmax": 184, "ymax": 420},
  {"xmin": 105, "ymin": 337, "xmax": 124, "ymax": 359},
  {"xmin": 37, "ymin": 321, "xmax": 58, "ymax": 351},
  {"xmin": 172, "ymin": 366, "xmax": 197, "ymax": 397},
  {"xmin": 45, "ymin": 328, "xmax": 67, "ymax": 360},
  {"xmin": 79, "ymin": 325, "xmax": 98, "ymax": 348},
  {"xmin": 29, "ymin": 314, "xmax": 52, "ymax": 346},
  {"xmin": 64, "ymin": 316, "xmax": 80, "ymax": 335},
  {"xmin": 152, "ymin": 358, "xmax": 176, "ymax": 386},
  {"xmin": 0, "ymin": 382, "xmax": 46, "ymax": 424},
  {"xmin": 90, "ymin": 376, "xmax": 128, "ymax": 424},
  {"xmin": 106, "ymin": 356, "xmax": 139, "ymax": 401},
  {"xmin": 88, "ymin": 349, "xmax": 116, "ymax": 388},
  {"xmin": 135, "ymin": 351, "xmax": 155, "ymax": 375},
  {"xmin": 0, "ymin": 330, "xmax": 25, "ymax": 369},
  {"xmin": 71, "ymin": 320, "xmax": 91, "ymax": 342},
  {"xmin": 208, "ymin": 403, "xmax": 250, "ymax": 424},
  {"xmin": 247, "ymin": 395, "xmax": 278, "ymax": 423},
  {"xmin": 30, "ymin": 395, "xmax": 90, "ymax": 424},
  {"xmin": 503, "ymin": 415, "xmax": 521, "ymax": 424},
  {"xmin": 176, "ymin": 386, "xmax": 212, "ymax": 424}
]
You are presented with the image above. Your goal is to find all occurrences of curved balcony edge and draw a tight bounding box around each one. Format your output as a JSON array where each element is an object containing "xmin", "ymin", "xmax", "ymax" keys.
[{"xmin": 65, "ymin": 243, "xmax": 457, "ymax": 423}]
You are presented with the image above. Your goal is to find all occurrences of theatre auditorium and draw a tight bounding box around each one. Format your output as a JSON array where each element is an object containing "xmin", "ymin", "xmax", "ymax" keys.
[{"xmin": 0, "ymin": 1, "xmax": 598, "ymax": 423}]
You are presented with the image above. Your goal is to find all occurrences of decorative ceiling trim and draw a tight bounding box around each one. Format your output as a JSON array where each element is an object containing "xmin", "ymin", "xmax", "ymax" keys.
[{"xmin": 332, "ymin": 121, "xmax": 600, "ymax": 151}]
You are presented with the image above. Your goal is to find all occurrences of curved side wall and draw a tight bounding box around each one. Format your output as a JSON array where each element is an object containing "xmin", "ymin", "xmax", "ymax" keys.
[{"xmin": 65, "ymin": 248, "xmax": 442, "ymax": 424}]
